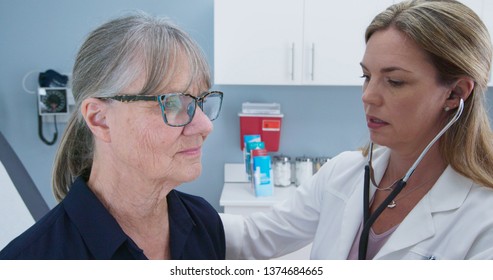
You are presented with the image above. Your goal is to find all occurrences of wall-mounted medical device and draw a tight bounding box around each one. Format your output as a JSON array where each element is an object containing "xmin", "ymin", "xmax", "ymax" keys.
[
  {"xmin": 36, "ymin": 69, "xmax": 74, "ymax": 145},
  {"xmin": 37, "ymin": 87, "xmax": 69, "ymax": 116}
]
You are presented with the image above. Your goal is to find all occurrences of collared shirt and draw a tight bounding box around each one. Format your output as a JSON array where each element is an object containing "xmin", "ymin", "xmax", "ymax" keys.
[{"xmin": 0, "ymin": 177, "xmax": 225, "ymax": 259}]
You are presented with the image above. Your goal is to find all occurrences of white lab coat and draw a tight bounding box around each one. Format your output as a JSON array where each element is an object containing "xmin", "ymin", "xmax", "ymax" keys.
[{"xmin": 221, "ymin": 147, "xmax": 493, "ymax": 259}]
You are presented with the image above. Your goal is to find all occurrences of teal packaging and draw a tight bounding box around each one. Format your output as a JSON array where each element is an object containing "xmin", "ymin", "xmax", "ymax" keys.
[
  {"xmin": 243, "ymin": 135, "xmax": 261, "ymax": 177},
  {"xmin": 245, "ymin": 141, "xmax": 265, "ymax": 181},
  {"xmin": 253, "ymin": 155, "xmax": 273, "ymax": 197},
  {"xmin": 250, "ymin": 148, "xmax": 268, "ymax": 189}
]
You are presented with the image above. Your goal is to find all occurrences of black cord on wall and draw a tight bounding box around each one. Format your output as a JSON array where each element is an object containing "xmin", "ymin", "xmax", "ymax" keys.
[{"xmin": 38, "ymin": 115, "xmax": 58, "ymax": 145}]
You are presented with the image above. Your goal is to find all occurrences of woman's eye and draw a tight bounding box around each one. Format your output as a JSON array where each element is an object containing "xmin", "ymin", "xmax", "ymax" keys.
[
  {"xmin": 360, "ymin": 74, "xmax": 370, "ymax": 82},
  {"xmin": 387, "ymin": 79, "xmax": 404, "ymax": 87},
  {"xmin": 165, "ymin": 98, "xmax": 183, "ymax": 113}
]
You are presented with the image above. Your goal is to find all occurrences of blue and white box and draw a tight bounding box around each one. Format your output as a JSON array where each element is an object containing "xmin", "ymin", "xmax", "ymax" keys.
[
  {"xmin": 243, "ymin": 135, "xmax": 261, "ymax": 176},
  {"xmin": 253, "ymin": 155, "xmax": 274, "ymax": 197}
]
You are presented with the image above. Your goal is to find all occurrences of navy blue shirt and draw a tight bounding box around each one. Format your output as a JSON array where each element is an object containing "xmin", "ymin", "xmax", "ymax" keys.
[{"xmin": 0, "ymin": 177, "xmax": 225, "ymax": 259}]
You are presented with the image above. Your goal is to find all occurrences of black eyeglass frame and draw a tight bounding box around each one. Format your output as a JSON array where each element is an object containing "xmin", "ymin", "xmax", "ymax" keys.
[{"xmin": 97, "ymin": 91, "xmax": 223, "ymax": 127}]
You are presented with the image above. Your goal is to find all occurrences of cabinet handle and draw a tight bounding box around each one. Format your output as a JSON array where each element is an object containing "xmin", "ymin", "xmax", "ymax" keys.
[
  {"xmin": 311, "ymin": 43, "xmax": 315, "ymax": 81},
  {"xmin": 291, "ymin": 42, "xmax": 295, "ymax": 81}
]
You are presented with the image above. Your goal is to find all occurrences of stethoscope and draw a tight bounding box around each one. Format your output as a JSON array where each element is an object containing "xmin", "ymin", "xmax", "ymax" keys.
[{"xmin": 358, "ymin": 98, "xmax": 464, "ymax": 260}]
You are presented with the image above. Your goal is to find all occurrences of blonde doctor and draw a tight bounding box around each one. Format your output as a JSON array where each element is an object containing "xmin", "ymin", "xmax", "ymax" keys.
[{"xmin": 221, "ymin": 0, "xmax": 493, "ymax": 260}]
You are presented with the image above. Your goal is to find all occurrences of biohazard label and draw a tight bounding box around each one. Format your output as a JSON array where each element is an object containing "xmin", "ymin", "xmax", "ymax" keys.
[{"xmin": 262, "ymin": 119, "xmax": 281, "ymax": 131}]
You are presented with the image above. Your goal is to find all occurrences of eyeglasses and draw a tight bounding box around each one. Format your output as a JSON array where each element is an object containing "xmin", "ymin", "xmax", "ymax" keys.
[{"xmin": 98, "ymin": 91, "xmax": 223, "ymax": 127}]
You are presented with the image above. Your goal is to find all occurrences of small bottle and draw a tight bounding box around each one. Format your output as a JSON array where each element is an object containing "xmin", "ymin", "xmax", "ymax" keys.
[
  {"xmin": 273, "ymin": 155, "xmax": 291, "ymax": 187},
  {"xmin": 313, "ymin": 156, "xmax": 330, "ymax": 173},
  {"xmin": 295, "ymin": 156, "xmax": 313, "ymax": 186}
]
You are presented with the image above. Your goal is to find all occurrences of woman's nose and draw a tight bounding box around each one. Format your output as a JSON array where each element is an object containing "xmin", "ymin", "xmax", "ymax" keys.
[
  {"xmin": 184, "ymin": 107, "xmax": 213, "ymax": 136},
  {"xmin": 361, "ymin": 79, "xmax": 381, "ymax": 106}
]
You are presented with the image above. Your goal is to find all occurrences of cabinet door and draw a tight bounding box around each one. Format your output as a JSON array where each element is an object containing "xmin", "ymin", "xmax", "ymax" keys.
[
  {"xmin": 214, "ymin": 0, "xmax": 304, "ymax": 85},
  {"xmin": 302, "ymin": 0, "xmax": 394, "ymax": 85}
]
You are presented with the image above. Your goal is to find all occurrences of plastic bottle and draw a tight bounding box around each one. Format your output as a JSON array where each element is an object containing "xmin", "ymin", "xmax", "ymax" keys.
[
  {"xmin": 273, "ymin": 155, "xmax": 291, "ymax": 187},
  {"xmin": 295, "ymin": 156, "xmax": 313, "ymax": 186}
]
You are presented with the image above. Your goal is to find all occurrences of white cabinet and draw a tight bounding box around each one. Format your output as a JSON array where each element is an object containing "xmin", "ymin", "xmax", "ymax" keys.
[
  {"xmin": 214, "ymin": 0, "xmax": 303, "ymax": 85},
  {"xmin": 214, "ymin": 0, "xmax": 493, "ymax": 86},
  {"xmin": 302, "ymin": 0, "xmax": 393, "ymax": 85},
  {"xmin": 214, "ymin": 0, "xmax": 393, "ymax": 85}
]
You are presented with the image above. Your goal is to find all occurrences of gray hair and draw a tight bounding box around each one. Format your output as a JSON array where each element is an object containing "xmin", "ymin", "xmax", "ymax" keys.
[{"xmin": 52, "ymin": 12, "xmax": 211, "ymax": 201}]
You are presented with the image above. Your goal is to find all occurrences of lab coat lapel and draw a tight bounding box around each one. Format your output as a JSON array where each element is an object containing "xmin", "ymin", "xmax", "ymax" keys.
[
  {"xmin": 337, "ymin": 174, "xmax": 365, "ymax": 257},
  {"xmin": 337, "ymin": 147, "xmax": 390, "ymax": 257},
  {"xmin": 374, "ymin": 166, "xmax": 472, "ymax": 259},
  {"xmin": 376, "ymin": 194, "xmax": 435, "ymax": 258}
]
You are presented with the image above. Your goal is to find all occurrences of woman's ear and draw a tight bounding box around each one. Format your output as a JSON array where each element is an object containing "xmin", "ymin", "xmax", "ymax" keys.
[
  {"xmin": 81, "ymin": 98, "xmax": 111, "ymax": 143},
  {"xmin": 444, "ymin": 77, "xmax": 474, "ymax": 110}
]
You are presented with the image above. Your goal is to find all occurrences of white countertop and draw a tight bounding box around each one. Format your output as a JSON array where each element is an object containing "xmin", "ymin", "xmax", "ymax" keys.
[
  {"xmin": 220, "ymin": 163, "xmax": 297, "ymax": 207},
  {"xmin": 220, "ymin": 182, "xmax": 297, "ymax": 207}
]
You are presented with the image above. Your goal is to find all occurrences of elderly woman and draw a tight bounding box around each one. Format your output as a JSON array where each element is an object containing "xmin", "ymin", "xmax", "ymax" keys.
[
  {"xmin": 0, "ymin": 12, "xmax": 225, "ymax": 259},
  {"xmin": 222, "ymin": 0, "xmax": 493, "ymax": 259}
]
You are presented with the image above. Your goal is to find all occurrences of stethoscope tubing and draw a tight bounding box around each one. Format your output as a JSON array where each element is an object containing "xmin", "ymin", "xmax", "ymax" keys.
[
  {"xmin": 359, "ymin": 177, "xmax": 407, "ymax": 259},
  {"xmin": 358, "ymin": 99, "xmax": 464, "ymax": 260}
]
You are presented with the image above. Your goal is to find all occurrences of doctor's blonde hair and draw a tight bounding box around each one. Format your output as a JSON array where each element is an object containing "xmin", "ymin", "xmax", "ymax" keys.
[
  {"xmin": 51, "ymin": 12, "xmax": 211, "ymax": 201},
  {"xmin": 362, "ymin": 0, "xmax": 493, "ymax": 188}
]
